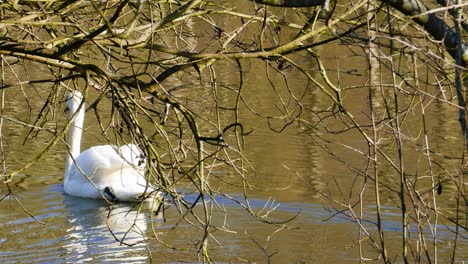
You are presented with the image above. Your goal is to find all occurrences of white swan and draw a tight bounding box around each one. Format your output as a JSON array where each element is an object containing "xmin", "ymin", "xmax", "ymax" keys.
[{"xmin": 63, "ymin": 90, "xmax": 154, "ymax": 202}]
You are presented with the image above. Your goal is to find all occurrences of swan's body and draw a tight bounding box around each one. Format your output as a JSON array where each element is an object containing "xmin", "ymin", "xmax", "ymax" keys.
[{"xmin": 64, "ymin": 90, "xmax": 153, "ymax": 202}]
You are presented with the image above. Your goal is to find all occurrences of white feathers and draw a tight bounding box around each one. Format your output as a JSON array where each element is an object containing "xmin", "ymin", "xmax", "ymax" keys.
[{"xmin": 63, "ymin": 90, "xmax": 153, "ymax": 202}]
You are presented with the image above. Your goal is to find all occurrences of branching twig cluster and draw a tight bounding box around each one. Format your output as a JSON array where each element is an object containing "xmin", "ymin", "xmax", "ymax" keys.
[{"xmin": 0, "ymin": 0, "xmax": 466, "ymax": 262}]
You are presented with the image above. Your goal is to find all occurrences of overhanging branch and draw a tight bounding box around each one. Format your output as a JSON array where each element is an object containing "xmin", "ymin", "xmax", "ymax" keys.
[{"xmin": 252, "ymin": 0, "xmax": 467, "ymax": 65}]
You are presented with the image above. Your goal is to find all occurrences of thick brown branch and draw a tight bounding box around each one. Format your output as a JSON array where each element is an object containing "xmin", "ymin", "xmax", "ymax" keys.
[
  {"xmin": 382, "ymin": 0, "xmax": 467, "ymax": 66},
  {"xmin": 253, "ymin": 0, "xmax": 467, "ymax": 65}
]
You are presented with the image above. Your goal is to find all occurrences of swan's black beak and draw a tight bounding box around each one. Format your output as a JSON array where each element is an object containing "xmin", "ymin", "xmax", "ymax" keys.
[
  {"xmin": 104, "ymin": 186, "xmax": 118, "ymax": 202},
  {"xmin": 64, "ymin": 106, "xmax": 70, "ymax": 114}
]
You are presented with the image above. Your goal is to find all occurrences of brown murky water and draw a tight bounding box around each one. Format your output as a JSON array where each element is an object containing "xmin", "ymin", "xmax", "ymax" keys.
[{"xmin": 0, "ymin": 4, "xmax": 467, "ymax": 263}]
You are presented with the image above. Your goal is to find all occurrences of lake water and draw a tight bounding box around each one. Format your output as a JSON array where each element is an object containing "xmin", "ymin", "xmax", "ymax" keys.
[
  {"xmin": 0, "ymin": 2, "xmax": 467, "ymax": 263},
  {"xmin": 1, "ymin": 179, "xmax": 466, "ymax": 263},
  {"xmin": 1, "ymin": 84, "xmax": 466, "ymax": 262}
]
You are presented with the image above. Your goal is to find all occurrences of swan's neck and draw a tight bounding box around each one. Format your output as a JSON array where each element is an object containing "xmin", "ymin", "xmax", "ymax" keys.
[{"xmin": 64, "ymin": 106, "xmax": 84, "ymax": 179}]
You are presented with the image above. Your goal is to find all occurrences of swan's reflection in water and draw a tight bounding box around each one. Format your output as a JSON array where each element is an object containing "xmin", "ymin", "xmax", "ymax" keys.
[{"xmin": 62, "ymin": 195, "xmax": 157, "ymax": 263}]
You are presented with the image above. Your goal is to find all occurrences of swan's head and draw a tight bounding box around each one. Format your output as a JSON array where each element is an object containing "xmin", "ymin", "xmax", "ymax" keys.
[{"xmin": 66, "ymin": 90, "xmax": 84, "ymax": 115}]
